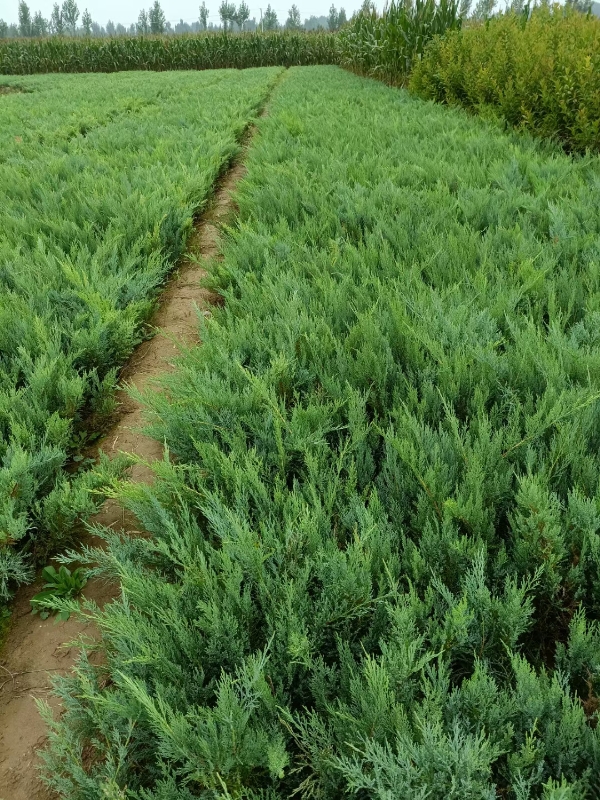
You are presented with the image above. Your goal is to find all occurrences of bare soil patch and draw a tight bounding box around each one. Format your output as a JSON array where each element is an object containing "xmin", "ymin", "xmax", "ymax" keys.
[{"xmin": 0, "ymin": 84, "xmax": 28, "ymax": 95}]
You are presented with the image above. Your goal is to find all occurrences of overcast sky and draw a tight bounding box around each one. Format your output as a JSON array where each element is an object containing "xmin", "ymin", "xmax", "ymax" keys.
[{"xmin": 2, "ymin": 0, "xmax": 372, "ymax": 27}]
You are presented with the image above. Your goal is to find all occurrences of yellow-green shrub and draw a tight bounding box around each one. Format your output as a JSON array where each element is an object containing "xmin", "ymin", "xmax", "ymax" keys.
[{"xmin": 410, "ymin": 6, "xmax": 600, "ymax": 152}]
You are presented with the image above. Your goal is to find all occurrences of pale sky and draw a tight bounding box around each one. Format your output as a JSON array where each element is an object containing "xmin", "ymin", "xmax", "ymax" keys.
[{"xmin": 2, "ymin": 0, "xmax": 371, "ymax": 27}]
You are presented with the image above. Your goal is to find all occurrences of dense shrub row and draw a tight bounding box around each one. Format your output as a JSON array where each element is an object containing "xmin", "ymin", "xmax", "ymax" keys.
[
  {"xmin": 410, "ymin": 6, "xmax": 600, "ymax": 152},
  {"xmin": 43, "ymin": 66, "xmax": 600, "ymax": 798},
  {"xmin": 0, "ymin": 68, "xmax": 280, "ymax": 600},
  {"xmin": 0, "ymin": 31, "xmax": 337, "ymax": 74}
]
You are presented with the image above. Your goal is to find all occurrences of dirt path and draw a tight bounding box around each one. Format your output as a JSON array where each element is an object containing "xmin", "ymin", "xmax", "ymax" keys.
[{"xmin": 0, "ymin": 92, "xmax": 272, "ymax": 799}]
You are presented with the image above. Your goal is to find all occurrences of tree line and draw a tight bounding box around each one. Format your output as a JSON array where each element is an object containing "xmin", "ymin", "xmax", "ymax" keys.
[{"xmin": 0, "ymin": 0, "xmax": 348, "ymax": 38}]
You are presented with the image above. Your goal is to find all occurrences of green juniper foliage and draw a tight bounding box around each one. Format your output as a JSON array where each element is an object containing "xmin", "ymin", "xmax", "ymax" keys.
[
  {"xmin": 338, "ymin": 0, "xmax": 463, "ymax": 85},
  {"xmin": 0, "ymin": 68, "xmax": 281, "ymax": 600},
  {"xmin": 43, "ymin": 67, "xmax": 600, "ymax": 796}
]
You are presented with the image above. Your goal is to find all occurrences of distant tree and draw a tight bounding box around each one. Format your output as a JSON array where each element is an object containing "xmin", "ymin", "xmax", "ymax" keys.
[
  {"xmin": 359, "ymin": 0, "xmax": 374, "ymax": 11},
  {"xmin": 327, "ymin": 3, "xmax": 338, "ymax": 29},
  {"xmin": 236, "ymin": 0, "xmax": 250, "ymax": 29},
  {"xmin": 566, "ymin": 0, "xmax": 592, "ymax": 10},
  {"xmin": 0, "ymin": 19, "xmax": 8, "ymax": 37},
  {"xmin": 219, "ymin": 0, "xmax": 229, "ymax": 31},
  {"xmin": 31, "ymin": 10, "xmax": 48, "ymax": 34},
  {"xmin": 81, "ymin": 8, "xmax": 92, "ymax": 34},
  {"xmin": 286, "ymin": 4, "xmax": 302, "ymax": 28},
  {"xmin": 199, "ymin": 1, "xmax": 208, "ymax": 29},
  {"xmin": 149, "ymin": 0, "xmax": 166, "ymax": 33},
  {"xmin": 263, "ymin": 3, "xmax": 278, "ymax": 28},
  {"xmin": 115, "ymin": 22, "xmax": 126, "ymax": 34},
  {"xmin": 128, "ymin": 22, "xmax": 136, "ymax": 33},
  {"xmin": 471, "ymin": 0, "xmax": 496, "ymax": 18},
  {"xmin": 218, "ymin": 0, "xmax": 228, "ymax": 29},
  {"xmin": 18, "ymin": 1, "xmax": 32, "ymax": 36},
  {"xmin": 472, "ymin": 0, "xmax": 497, "ymax": 18},
  {"xmin": 50, "ymin": 2, "xmax": 64, "ymax": 33},
  {"xmin": 458, "ymin": 0, "xmax": 472, "ymax": 16},
  {"xmin": 30, "ymin": 11, "xmax": 41, "ymax": 36},
  {"xmin": 219, "ymin": 1, "xmax": 236, "ymax": 30},
  {"xmin": 61, "ymin": 0, "xmax": 79, "ymax": 33},
  {"xmin": 337, "ymin": 7, "xmax": 347, "ymax": 26},
  {"xmin": 137, "ymin": 8, "xmax": 149, "ymax": 33},
  {"xmin": 304, "ymin": 14, "xmax": 327, "ymax": 28},
  {"xmin": 106, "ymin": 19, "xmax": 115, "ymax": 34},
  {"xmin": 229, "ymin": 5, "xmax": 238, "ymax": 29}
]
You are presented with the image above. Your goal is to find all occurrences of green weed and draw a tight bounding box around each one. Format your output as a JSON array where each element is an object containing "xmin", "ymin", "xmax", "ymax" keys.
[{"xmin": 31, "ymin": 565, "xmax": 87, "ymax": 621}]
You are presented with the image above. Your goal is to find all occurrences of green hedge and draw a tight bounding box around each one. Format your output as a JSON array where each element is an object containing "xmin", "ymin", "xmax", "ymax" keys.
[{"xmin": 410, "ymin": 6, "xmax": 600, "ymax": 152}]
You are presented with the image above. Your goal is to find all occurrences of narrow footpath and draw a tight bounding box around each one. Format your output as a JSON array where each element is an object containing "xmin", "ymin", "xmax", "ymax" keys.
[{"xmin": 0, "ymin": 81, "xmax": 279, "ymax": 800}]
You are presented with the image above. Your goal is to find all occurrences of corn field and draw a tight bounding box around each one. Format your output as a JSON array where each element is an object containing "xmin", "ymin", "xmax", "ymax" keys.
[
  {"xmin": 338, "ymin": 0, "xmax": 463, "ymax": 84},
  {"xmin": 0, "ymin": 3, "xmax": 461, "ymax": 78},
  {"xmin": 0, "ymin": 31, "xmax": 339, "ymax": 74}
]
